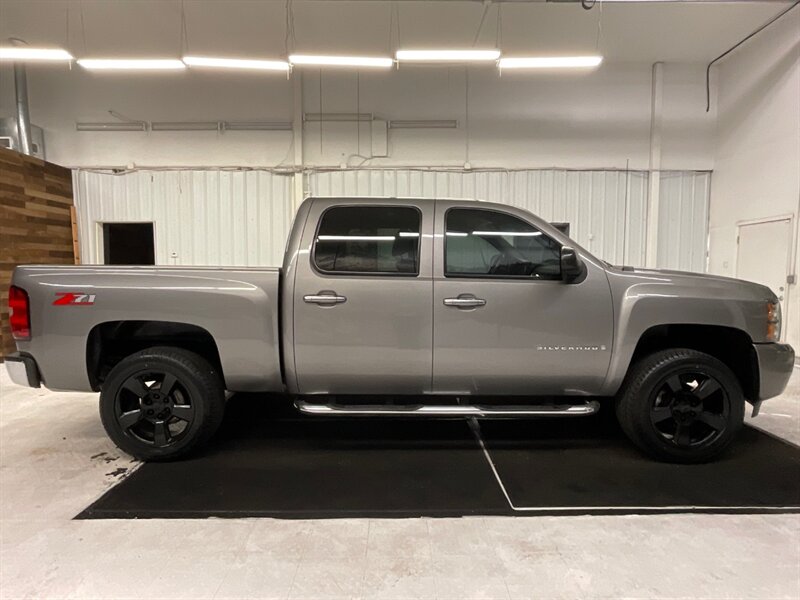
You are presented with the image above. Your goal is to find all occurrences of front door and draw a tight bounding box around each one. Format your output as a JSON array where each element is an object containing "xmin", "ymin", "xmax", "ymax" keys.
[
  {"xmin": 432, "ymin": 202, "xmax": 613, "ymax": 395},
  {"xmin": 292, "ymin": 200, "xmax": 433, "ymax": 395}
]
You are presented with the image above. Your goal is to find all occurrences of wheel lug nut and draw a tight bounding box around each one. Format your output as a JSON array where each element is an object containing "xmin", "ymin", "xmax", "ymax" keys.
[{"xmin": 146, "ymin": 409, "xmax": 154, "ymax": 415}]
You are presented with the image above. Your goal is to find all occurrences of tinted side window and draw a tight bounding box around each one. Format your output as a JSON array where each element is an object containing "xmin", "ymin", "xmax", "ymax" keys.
[
  {"xmin": 445, "ymin": 208, "xmax": 561, "ymax": 279},
  {"xmin": 314, "ymin": 206, "xmax": 421, "ymax": 275}
]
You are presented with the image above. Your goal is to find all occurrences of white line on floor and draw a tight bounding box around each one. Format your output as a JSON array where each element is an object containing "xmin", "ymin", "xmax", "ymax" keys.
[
  {"xmin": 467, "ymin": 417, "xmax": 800, "ymax": 514},
  {"xmin": 467, "ymin": 418, "xmax": 518, "ymax": 510}
]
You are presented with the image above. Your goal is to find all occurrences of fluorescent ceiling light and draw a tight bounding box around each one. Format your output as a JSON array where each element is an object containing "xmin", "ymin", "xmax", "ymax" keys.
[
  {"xmin": 389, "ymin": 119, "xmax": 458, "ymax": 129},
  {"xmin": 0, "ymin": 47, "xmax": 73, "ymax": 61},
  {"xmin": 289, "ymin": 55, "xmax": 393, "ymax": 68},
  {"xmin": 183, "ymin": 56, "xmax": 289, "ymax": 71},
  {"xmin": 151, "ymin": 122, "xmax": 218, "ymax": 131},
  {"xmin": 78, "ymin": 59, "xmax": 185, "ymax": 70},
  {"xmin": 225, "ymin": 121, "xmax": 292, "ymax": 131},
  {"xmin": 396, "ymin": 50, "xmax": 500, "ymax": 62},
  {"xmin": 76, "ymin": 122, "xmax": 147, "ymax": 132},
  {"xmin": 152, "ymin": 121, "xmax": 293, "ymax": 131},
  {"xmin": 76, "ymin": 120, "xmax": 292, "ymax": 132},
  {"xmin": 473, "ymin": 231, "xmax": 542, "ymax": 237},
  {"xmin": 498, "ymin": 56, "xmax": 603, "ymax": 69},
  {"xmin": 318, "ymin": 235, "xmax": 396, "ymax": 242},
  {"xmin": 304, "ymin": 113, "xmax": 373, "ymax": 122}
]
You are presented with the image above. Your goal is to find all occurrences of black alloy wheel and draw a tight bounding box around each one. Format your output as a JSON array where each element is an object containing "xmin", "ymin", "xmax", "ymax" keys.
[
  {"xmin": 616, "ymin": 348, "xmax": 744, "ymax": 463},
  {"xmin": 115, "ymin": 370, "xmax": 196, "ymax": 448},
  {"xmin": 649, "ymin": 371, "xmax": 729, "ymax": 449},
  {"xmin": 100, "ymin": 347, "xmax": 225, "ymax": 461}
]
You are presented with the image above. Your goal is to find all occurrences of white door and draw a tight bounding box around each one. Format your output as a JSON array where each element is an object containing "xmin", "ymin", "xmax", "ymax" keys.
[{"xmin": 736, "ymin": 218, "xmax": 792, "ymax": 334}]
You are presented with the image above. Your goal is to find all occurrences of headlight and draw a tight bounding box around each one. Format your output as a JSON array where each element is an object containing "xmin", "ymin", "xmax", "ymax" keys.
[{"xmin": 767, "ymin": 301, "xmax": 782, "ymax": 342}]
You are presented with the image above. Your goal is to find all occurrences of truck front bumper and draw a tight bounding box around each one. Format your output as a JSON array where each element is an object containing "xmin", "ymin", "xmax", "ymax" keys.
[
  {"xmin": 754, "ymin": 343, "xmax": 794, "ymax": 401},
  {"xmin": 4, "ymin": 352, "xmax": 41, "ymax": 388}
]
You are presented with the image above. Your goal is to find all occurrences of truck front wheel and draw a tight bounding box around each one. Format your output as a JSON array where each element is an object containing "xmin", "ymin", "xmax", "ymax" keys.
[
  {"xmin": 616, "ymin": 348, "xmax": 744, "ymax": 463},
  {"xmin": 99, "ymin": 346, "xmax": 225, "ymax": 461}
]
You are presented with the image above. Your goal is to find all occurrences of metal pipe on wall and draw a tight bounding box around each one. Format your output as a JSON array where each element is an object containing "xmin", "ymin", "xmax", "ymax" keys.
[
  {"xmin": 644, "ymin": 62, "xmax": 664, "ymax": 269},
  {"xmin": 705, "ymin": 0, "xmax": 799, "ymax": 111},
  {"xmin": 9, "ymin": 38, "xmax": 33, "ymax": 156}
]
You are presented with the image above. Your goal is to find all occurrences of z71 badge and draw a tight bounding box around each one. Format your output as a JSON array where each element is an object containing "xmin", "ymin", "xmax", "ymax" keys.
[{"xmin": 53, "ymin": 292, "xmax": 96, "ymax": 306}]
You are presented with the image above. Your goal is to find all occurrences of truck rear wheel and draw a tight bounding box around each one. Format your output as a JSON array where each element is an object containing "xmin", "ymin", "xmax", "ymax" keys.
[
  {"xmin": 99, "ymin": 346, "xmax": 225, "ymax": 461},
  {"xmin": 616, "ymin": 348, "xmax": 744, "ymax": 463}
]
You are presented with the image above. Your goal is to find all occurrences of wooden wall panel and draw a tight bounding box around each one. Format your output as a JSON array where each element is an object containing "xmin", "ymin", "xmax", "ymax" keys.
[{"xmin": 0, "ymin": 147, "xmax": 75, "ymax": 359}]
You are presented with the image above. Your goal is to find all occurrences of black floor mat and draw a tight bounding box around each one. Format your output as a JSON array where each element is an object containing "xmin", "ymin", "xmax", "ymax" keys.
[
  {"xmin": 78, "ymin": 395, "xmax": 509, "ymax": 519},
  {"xmin": 77, "ymin": 395, "xmax": 800, "ymax": 519},
  {"xmin": 476, "ymin": 415, "xmax": 800, "ymax": 514}
]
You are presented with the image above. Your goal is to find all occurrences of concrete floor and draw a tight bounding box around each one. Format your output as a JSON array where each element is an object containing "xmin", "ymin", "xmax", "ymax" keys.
[{"xmin": 1, "ymin": 367, "xmax": 798, "ymax": 600}]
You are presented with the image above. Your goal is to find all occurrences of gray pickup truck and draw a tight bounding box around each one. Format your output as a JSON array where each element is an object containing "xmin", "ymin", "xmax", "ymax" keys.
[{"xmin": 7, "ymin": 197, "xmax": 795, "ymax": 463}]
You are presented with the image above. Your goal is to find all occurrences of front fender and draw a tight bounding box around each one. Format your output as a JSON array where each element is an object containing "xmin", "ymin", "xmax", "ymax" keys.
[{"xmin": 601, "ymin": 272, "xmax": 768, "ymax": 395}]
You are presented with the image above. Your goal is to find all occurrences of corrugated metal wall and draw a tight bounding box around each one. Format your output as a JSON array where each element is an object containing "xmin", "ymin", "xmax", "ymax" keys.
[
  {"xmin": 74, "ymin": 168, "xmax": 709, "ymax": 271},
  {"xmin": 310, "ymin": 169, "xmax": 658, "ymax": 267},
  {"xmin": 656, "ymin": 171, "xmax": 711, "ymax": 273},
  {"xmin": 73, "ymin": 170, "xmax": 294, "ymax": 266}
]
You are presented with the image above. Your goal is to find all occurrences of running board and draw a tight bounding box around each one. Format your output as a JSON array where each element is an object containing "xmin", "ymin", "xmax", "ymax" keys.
[{"xmin": 294, "ymin": 400, "xmax": 600, "ymax": 417}]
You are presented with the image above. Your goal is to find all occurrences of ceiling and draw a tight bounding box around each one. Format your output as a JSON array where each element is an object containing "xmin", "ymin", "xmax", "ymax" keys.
[{"xmin": 0, "ymin": 0, "xmax": 794, "ymax": 65}]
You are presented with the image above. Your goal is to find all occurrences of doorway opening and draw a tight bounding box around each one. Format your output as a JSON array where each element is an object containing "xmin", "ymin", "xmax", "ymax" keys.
[{"xmin": 102, "ymin": 222, "xmax": 155, "ymax": 265}]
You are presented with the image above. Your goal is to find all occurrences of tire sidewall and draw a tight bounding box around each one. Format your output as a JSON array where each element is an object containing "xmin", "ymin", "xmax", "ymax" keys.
[{"xmin": 100, "ymin": 350, "xmax": 218, "ymax": 460}]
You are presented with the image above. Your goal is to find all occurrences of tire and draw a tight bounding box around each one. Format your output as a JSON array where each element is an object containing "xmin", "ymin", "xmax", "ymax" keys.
[
  {"xmin": 616, "ymin": 348, "xmax": 744, "ymax": 463},
  {"xmin": 99, "ymin": 346, "xmax": 225, "ymax": 461}
]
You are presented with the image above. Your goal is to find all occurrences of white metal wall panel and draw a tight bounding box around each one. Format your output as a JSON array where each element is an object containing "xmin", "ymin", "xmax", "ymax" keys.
[
  {"xmin": 308, "ymin": 169, "xmax": 650, "ymax": 266},
  {"xmin": 657, "ymin": 171, "xmax": 711, "ymax": 273},
  {"xmin": 73, "ymin": 170, "xmax": 294, "ymax": 266},
  {"xmin": 74, "ymin": 168, "xmax": 709, "ymax": 271}
]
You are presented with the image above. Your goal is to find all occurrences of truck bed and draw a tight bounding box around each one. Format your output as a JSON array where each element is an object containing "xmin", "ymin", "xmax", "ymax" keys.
[{"xmin": 11, "ymin": 265, "xmax": 283, "ymax": 393}]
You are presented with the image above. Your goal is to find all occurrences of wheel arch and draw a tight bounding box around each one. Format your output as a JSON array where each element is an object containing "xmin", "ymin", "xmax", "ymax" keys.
[
  {"xmin": 86, "ymin": 320, "xmax": 225, "ymax": 391},
  {"xmin": 626, "ymin": 324, "xmax": 758, "ymax": 403}
]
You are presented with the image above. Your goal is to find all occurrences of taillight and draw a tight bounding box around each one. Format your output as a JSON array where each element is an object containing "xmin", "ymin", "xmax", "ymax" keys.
[{"xmin": 9, "ymin": 285, "xmax": 31, "ymax": 340}]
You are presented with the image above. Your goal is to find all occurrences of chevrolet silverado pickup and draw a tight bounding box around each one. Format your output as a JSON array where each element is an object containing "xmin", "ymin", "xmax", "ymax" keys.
[{"xmin": 6, "ymin": 197, "xmax": 795, "ymax": 463}]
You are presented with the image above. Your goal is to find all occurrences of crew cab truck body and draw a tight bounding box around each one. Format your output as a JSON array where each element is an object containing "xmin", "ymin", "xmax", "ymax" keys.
[{"xmin": 7, "ymin": 197, "xmax": 795, "ymax": 462}]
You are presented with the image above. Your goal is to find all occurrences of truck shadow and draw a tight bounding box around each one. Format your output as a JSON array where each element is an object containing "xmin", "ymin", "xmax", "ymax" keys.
[
  {"xmin": 212, "ymin": 393, "xmax": 623, "ymax": 452},
  {"xmin": 75, "ymin": 393, "xmax": 800, "ymax": 519}
]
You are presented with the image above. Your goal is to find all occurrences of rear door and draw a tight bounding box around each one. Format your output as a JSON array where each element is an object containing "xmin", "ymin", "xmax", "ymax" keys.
[
  {"xmin": 432, "ymin": 201, "xmax": 614, "ymax": 395},
  {"xmin": 291, "ymin": 199, "xmax": 434, "ymax": 394}
]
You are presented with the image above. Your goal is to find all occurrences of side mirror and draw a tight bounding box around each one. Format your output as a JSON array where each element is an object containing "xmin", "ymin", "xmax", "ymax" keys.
[{"xmin": 560, "ymin": 246, "xmax": 583, "ymax": 282}]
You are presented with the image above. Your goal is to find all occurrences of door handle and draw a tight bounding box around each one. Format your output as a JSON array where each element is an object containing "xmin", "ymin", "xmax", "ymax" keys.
[
  {"xmin": 443, "ymin": 296, "xmax": 486, "ymax": 308},
  {"xmin": 304, "ymin": 292, "xmax": 347, "ymax": 306}
]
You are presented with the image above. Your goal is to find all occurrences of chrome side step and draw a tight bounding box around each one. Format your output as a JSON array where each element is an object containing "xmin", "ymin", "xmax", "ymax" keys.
[{"xmin": 294, "ymin": 400, "xmax": 600, "ymax": 417}]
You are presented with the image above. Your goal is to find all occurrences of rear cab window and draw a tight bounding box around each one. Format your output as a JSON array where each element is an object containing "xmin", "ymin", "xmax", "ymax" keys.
[{"xmin": 313, "ymin": 206, "xmax": 421, "ymax": 276}]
